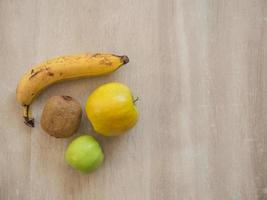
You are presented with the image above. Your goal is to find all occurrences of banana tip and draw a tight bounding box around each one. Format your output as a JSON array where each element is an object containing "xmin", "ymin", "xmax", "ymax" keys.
[{"xmin": 121, "ymin": 55, "xmax": 129, "ymax": 64}]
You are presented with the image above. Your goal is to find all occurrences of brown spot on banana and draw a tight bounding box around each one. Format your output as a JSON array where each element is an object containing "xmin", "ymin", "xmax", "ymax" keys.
[
  {"xmin": 45, "ymin": 67, "xmax": 54, "ymax": 76},
  {"xmin": 29, "ymin": 68, "xmax": 44, "ymax": 79}
]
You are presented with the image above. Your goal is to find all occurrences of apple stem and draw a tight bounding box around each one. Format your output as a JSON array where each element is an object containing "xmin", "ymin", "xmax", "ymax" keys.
[{"xmin": 133, "ymin": 96, "xmax": 139, "ymax": 104}]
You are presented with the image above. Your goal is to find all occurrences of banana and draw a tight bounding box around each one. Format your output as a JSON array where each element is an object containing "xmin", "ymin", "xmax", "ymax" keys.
[{"xmin": 16, "ymin": 53, "xmax": 129, "ymax": 127}]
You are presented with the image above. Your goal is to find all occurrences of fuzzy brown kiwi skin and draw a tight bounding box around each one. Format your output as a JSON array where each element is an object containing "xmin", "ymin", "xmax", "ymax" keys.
[{"xmin": 40, "ymin": 95, "xmax": 82, "ymax": 138}]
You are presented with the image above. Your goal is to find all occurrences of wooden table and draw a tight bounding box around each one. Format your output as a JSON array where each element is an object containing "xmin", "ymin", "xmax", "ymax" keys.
[{"xmin": 0, "ymin": 0, "xmax": 266, "ymax": 199}]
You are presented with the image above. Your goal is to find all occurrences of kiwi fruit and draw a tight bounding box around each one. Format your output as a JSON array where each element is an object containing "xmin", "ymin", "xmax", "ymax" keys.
[{"xmin": 41, "ymin": 96, "xmax": 82, "ymax": 138}]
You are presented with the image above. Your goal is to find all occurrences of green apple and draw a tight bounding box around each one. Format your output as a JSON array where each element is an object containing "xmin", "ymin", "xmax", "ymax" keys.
[{"xmin": 65, "ymin": 135, "xmax": 104, "ymax": 173}]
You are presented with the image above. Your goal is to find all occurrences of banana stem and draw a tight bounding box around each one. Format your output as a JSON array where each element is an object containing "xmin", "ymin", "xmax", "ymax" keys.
[{"xmin": 23, "ymin": 105, "xmax": 34, "ymax": 127}]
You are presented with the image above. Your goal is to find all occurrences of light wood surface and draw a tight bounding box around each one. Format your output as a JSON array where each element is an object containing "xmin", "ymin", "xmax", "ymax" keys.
[{"xmin": 0, "ymin": 0, "xmax": 266, "ymax": 199}]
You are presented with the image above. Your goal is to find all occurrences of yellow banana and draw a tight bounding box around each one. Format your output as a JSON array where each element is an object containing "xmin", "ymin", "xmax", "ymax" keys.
[{"xmin": 16, "ymin": 53, "xmax": 129, "ymax": 127}]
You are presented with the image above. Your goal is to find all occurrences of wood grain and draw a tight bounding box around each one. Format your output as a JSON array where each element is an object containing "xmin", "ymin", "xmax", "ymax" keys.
[{"xmin": 0, "ymin": 0, "xmax": 266, "ymax": 199}]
